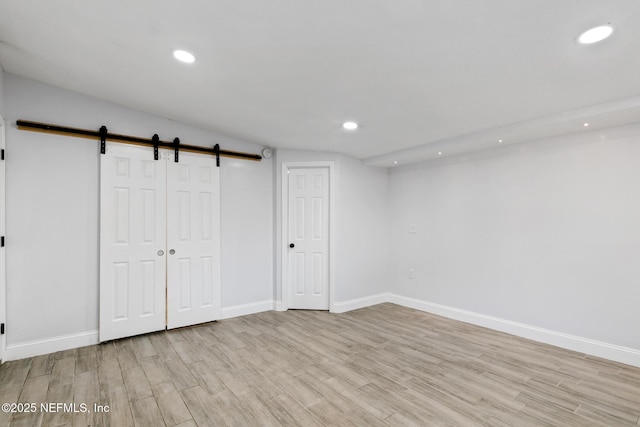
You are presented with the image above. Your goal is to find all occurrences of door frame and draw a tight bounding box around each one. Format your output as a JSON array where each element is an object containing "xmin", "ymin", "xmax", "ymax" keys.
[
  {"xmin": 280, "ymin": 161, "xmax": 335, "ymax": 311},
  {"xmin": 0, "ymin": 116, "xmax": 5, "ymax": 362}
]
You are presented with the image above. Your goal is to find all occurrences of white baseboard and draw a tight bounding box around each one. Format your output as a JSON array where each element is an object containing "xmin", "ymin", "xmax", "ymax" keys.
[
  {"xmin": 4, "ymin": 330, "xmax": 99, "ymax": 362},
  {"xmin": 387, "ymin": 294, "xmax": 640, "ymax": 368},
  {"xmin": 5, "ymin": 295, "xmax": 639, "ymax": 368},
  {"xmin": 331, "ymin": 293, "xmax": 388, "ymax": 314},
  {"xmin": 221, "ymin": 300, "xmax": 274, "ymax": 320},
  {"xmin": 274, "ymin": 301, "xmax": 286, "ymax": 312},
  {"xmin": 3, "ymin": 300, "xmax": 273, "ymax": 361}
]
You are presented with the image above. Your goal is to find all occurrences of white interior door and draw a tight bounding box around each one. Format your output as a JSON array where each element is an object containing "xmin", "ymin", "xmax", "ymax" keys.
[
  {"xmin": 100, "ymin": 144, "xmax": 167, "ymax": 341},
  {"xmin": 166, "ymin": 152, "xmax": 221, "ymax": 328},
  {"xmin": 287, "ymin": 167, "xmax": 330, "ymax": 310}
]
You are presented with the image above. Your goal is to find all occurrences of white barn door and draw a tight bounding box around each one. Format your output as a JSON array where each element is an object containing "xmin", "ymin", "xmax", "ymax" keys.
[
  {"xmin": 100, "ymin": 144, "xmax": 167, "ymax": 342},
  {"xmin": 287, "ymin": 166, "xmax": 330, "ymax": 310},
  {"xmin": 166, "ymin": 152, "xmax": 221, "ymax": 329},
  {"xmin": 100, "ymin": 145, "xmax": 221, "ymax": 341}
]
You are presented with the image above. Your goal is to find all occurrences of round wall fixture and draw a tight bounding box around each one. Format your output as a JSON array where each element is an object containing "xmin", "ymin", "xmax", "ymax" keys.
[{"xmin": 262, "ymin": 148, "xmax": 273, "ymax": 159}]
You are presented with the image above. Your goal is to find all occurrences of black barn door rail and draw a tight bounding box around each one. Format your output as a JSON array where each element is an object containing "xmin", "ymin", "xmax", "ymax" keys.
[{"xmin": 16, "ymin": 120, "xmax": 262, "ymax": 162}]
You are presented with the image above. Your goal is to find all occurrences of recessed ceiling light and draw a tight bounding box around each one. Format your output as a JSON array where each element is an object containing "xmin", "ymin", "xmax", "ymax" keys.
[
  {"xmin": 498, "ymin": 139, "xmax": 503, "ymax": 143},
  {"xmin": 438, "ymin": 152, "xmax": 442, "ymax": 155},
  {"xmin": 584, "ymin": 122, "xmax": 589, "ymax": 127},
  {"xmin": 577, "ymin": 25, "xmax": 613, "ymax": 44},
  {"xmin": 342, "ymin": 121, "xmax": 358, "ymax": 131},
  {"xmin": 173, "ymin": 49, "xmax": 195, "ymax": 63},
  {"xmin": 393, "ymin": 161, "xmax": 398, "ymax": 165}
]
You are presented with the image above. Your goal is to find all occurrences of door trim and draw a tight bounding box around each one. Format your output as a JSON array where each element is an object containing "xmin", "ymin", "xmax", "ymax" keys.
[
  {"xmin": 0, "ymin": 117, "xmax": 5, "ymax": 362},
  {"xmin": 281, "ymin": 161, "xmax": 335, "ymax": 311}
]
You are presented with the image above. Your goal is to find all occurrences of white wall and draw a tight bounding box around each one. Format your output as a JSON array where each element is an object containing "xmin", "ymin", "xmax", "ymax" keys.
[
  {"xmin": 389, "ymin": 124, "xmax": 640, "ymax": 350},
  {"xmin": 4, "ymin": 74, "xmax": 273, "ymax": 350},
  {"xmin": 335, "ymin": 154, "xmax": 389, "ymax": 301},
  {"xmin": 274, "ymin": 149, "xmax": 390, "ymax": 306},
  {"xmin": 220, "ymin": 156, "xmax": 273, "ymax": 307},
  {"xmin": 0, "ymin": 68, "xmax": 5, "ymax": 117}
]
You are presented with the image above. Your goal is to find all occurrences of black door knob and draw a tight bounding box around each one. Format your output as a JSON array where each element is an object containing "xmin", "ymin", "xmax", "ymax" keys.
[{"xmin": 289, "ymin": 243, "xmax": 295, "ymax": 248}]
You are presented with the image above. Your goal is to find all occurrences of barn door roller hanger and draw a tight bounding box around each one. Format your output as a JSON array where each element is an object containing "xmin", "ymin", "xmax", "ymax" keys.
[{"xmin": 17, "ymin": 119, "xmax": 262, "ymax": 166}]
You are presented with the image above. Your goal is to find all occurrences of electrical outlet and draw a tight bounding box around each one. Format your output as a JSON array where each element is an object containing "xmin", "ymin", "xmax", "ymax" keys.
[
  {"xmin": 409, "ymin": 224, "xmax": 417, "ymax": 233},
  {"xmin": 408, "ymin": 268, "xmax": 415, "ymax": 279}
]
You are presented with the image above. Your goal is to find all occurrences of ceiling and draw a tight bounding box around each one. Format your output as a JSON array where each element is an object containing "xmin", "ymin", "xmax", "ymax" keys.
[{"xmin": 1, "ymin": 1, "xmax": 639, "ymax": 167}]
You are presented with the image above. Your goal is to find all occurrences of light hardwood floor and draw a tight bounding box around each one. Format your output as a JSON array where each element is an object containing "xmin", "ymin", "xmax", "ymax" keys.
[{"xmin": 1, "ymin": 303, "xmax": 640, "ymax": 426}]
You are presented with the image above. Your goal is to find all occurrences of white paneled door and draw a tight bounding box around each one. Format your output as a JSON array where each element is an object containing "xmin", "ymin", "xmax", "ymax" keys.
[
  {"xmin": 100, "ymin": 144, "xmax": 220, "ymax": 342},
  {"xmin": 167, "ymin": 152, "xmax": 220, "ymax": 329},
  {"xmin": 100, "ymin": 144, "xmax": 167, "ymax": 341},
  {"xmin": 287, "ymin": 167, "xmax": 330, "ymax": 309}
]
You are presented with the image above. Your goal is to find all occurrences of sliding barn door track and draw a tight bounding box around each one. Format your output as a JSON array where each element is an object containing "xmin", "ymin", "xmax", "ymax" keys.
[{"xmin": 17, "ymin": 120, "xmax": 262, "ymax": 165}]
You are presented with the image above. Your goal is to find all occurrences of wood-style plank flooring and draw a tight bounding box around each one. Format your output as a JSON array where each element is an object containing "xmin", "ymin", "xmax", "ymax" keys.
[{"xmin": 1, "ymin": 303, "xmax": 640, "ymax": 426}]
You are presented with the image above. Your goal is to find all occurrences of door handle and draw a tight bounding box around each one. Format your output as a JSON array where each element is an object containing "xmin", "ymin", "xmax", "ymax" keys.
[
  {"xmin": 289, "ymin": 243, "xmax": 295, "ymax": 248},
  {"xmin": 169, "ymin": 249, "xmax": 176, "ymax": 255},
  {"xmin": 157, "ymin": 250, "xmax": 164, "ymax": 256}
]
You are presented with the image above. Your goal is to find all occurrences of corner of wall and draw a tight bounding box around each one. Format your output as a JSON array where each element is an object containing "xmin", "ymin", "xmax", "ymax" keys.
[
  {"xmin": 325, "ymin": 292, "xmax": 640, "ymax": 368},
  {"xmin": 386, "ymin": 294, "xmax": 640, "ymax": 369}
]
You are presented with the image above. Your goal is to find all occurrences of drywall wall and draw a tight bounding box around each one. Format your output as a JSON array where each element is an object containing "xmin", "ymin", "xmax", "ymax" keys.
[
  {"xmin": 274, "ymin": 149, "xmax": 390, "ymax": 307},
  {"xmin": 335, "ymin": 154, "xmax": 390, "ymax": 301},
  {"xmin": 0, "ymin": 70, "xmax": 4, "ymax": 118},
  {"xmin": 0, "ymin": 68, "xmax": 4, "ymax": 117},
  {"xmin": 3, "ymin": 73, "xmax": 273, "ymax": 350},
  {"xmin": 0, "ymin": 68, "xmax": 5, "ymax": 117},
  {"xmin": 220, "ymin": 154, "xmax": 273, "ymax": 307},
  {"xmin": 389, "ymin": 124, "xmax": 640, "ymax": 350}
]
